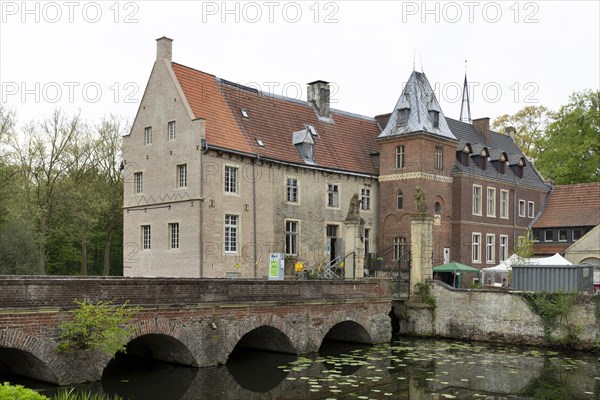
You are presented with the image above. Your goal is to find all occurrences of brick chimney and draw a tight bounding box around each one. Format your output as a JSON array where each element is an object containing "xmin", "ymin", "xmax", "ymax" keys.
[
  {"xmin": 307, "ymin": 80, "xmax": 330, "ymax": 119},
  {"xmin": 156, "ymin": 36, "xmax": 173, "ymax": 62},
  {"xmin": 504, "ymin": 126, "xmax": 516, "ymax": 141},
  {"xmin": 472, "ymin": 117, "xmax": 490, "ymax": 144}
]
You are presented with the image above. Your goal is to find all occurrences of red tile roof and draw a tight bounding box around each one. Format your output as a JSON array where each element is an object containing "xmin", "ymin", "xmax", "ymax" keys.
[
  {"xmin": 172, "ymin": 62, "xmax": 381, "ymax": 175},
  {"xmin": 534, "ymin": 182, "xmax": 600, "ymax": 228}
]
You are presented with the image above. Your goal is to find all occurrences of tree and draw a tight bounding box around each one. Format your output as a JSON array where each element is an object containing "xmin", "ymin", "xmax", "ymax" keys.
[
  {"xmin": 0, "ymin": 104, "xmax": 16, "ymax": 226},
  {"xmin": 492, "ymin": 105, "xmax": 552, "ymax": 161},
  {"xmin": 535, "ymin": 90, "xmax": 600, "ymax": 184}
]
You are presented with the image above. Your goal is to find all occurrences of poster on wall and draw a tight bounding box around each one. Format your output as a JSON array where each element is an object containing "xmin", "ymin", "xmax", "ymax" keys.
[{"xmin": 268, "ymin": 253, "xmax": 284, "ymax": 280}]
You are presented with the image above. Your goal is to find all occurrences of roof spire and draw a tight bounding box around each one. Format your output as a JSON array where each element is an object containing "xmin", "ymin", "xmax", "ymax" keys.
[{"xmin": 460, "ymin": 60, "xmax": 472, "ymax": 123}]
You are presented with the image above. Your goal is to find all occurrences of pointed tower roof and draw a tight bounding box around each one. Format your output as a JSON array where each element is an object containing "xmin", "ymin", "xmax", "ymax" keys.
[
  {"xmin": 378, "ymin": 71, "xmax": 456, "ymax": 140},
  {"xmin": 460, "ymin": 74, "xmax": 472, "ymax": 123}
]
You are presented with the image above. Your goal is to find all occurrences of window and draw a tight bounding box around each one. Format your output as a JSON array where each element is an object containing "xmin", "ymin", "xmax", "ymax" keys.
[
  {"xmin": 434, "ymin": 201, "xmax": 441, "ymax": 215},
  {"xmin": 396, "ymin": 145, "xmax": 405, "ymax": 169},
  {"xmin": 472, "ymin": 233, "xmax": 481, "ymax": 263},
  {"xmin": 461, "ymin": 151, "xmax": 469, "ymax": 167},
  {"xmin": 224, "ymin": 215, "xmax": 238, "ymax": 253},
  {"xmin": 544, "ymin": 230, "xmax": 554, "ymax": 242},
  {"xmin": 393, "ymin": 237, "xmax": 407, "ymax": 261},
  {"xmin": 486, "ymin": 234, "xmax": 495, "ymax": 263},
  {"xmin": 141, "ymin": 225, "xmax": 151, "ymax": 250},
  {"xmin": 487, "ymin": 187, "xmax": 496, "ymax": 217},
  {"xmin": 134, "ymin": 172, "xmax": 143, "ymax": 194},
  {"xmin": 429, "ymin": 110, "xmax": 440, "ymax": 128},
  {"xmin": 397, "ymin": 108, "xmax": 410, "ymax": 126},
  {"xmin": 145, "ymin": 127, "xmax": 152, "ymax": 145},
  {"xmin": 518, "ymin": 200, "xmax": 526, "ymax": 217},
  {"xmin": 573, "ymin": 229, "xmax": 582, "ymax": 241},
  {"xmin": 532, "ymin": 230, "xmax": 541, "ymax": 242},
  {"xmin": 472, "ymin": 185, "xmax": 482, "ymax": 216},
  {"xmin": 479, "ymin": 156, "xmax": 486, "ymax": 170},
  {"xmin": 498, "ymin": 160, "xmax": 506, "ymax": 174},
  {"xmin": 434, "ymin": 146, "xmax": 443, "ymax": 170},
  {"xmin": 500, "ymin": 190, "xmax": 509, "ymax": 219},
  {"xmin": 361, "ymin": 188, "xmax": 371, "ymax": 210},
  {"xmin": 364, "ymin": 228, "xmax": 371, "ymax": 257},
  {"xmin": 327, "ymin": 184, "xmax": 339, "ymax": 207},
  {"xmin": 499, "ymin": 235, "xmax": 509, "ymax": 262},
  {"xmin": 286, "ymin": 178, "xmax": 298, "ymax": 203},
  {"xmin": 285, "ymin": 220, "xmax": 298, "ymax": 256},
  {"xmin": 558, "ymin": 229, "xmax": 568, "ymax": 241},
  {"xmin": 397, "ymin": 190, "xmax": 403, "ymax": 209},
  {"xmin": 168, "ymin": 121, "xmax": 176, "ymax": 140},
  {"xmin": 177, "ymin": 164, "xmax": 187, "ymax": 188},
  {"xmin": 224, "ymin": 166, "xmax": 238, "ymax": 194},
  {"xmin": 169, "ymin": 223, "xmax": 179, "ymax": 249},
  {"xmin": 528, "ymin": 201, "xmax": 535, "ymax": 218}
]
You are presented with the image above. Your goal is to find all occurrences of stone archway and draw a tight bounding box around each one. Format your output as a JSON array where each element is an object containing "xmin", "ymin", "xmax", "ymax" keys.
[
  {"xmin": 315, "ymin": 310, "xmax": 381, "ymax": 350},
  {"xmin": 0, "ymin": 329, "xmax": 60, "ymax": 384}
]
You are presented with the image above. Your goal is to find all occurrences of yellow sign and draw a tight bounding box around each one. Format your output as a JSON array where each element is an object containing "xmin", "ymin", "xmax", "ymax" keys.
[{"xmin": 295, "ymin": 262, "xmax": 303, "ymax": 272}]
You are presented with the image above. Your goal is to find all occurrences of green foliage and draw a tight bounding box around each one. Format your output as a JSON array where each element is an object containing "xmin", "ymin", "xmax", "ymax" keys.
[
  {"xmin": 57, "ymin": 299, "xmax": 138, "ymax": 355},
  {"xmin": 0, "ymin": 382, "xmax": 49, "ymax": 400},
  {"xmin": 535, "ymin": 90, "xmax": 600, "ymax": 184},
  {"xmin": 521, "ymin": 292, "xmax": 580, "ymax": 346},
  {"xmin": 51, "ymin": 389, "xmax": 124, "ymax": 400},
  {"xmin": 415, "ymin": 282, "xmax": 436, "ymax": 309},
  {"xmin": 492, "ymin": 105, "xmax": 551, "ymax": 161},
  {"xmin": 513, "ymin": 228, "xmax": 535, "ymax": 263}
]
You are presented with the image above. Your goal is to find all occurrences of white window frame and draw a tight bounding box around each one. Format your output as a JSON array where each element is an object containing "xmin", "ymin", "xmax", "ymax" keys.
[
  {"xmin": 224, "ymin": 214, "xmax": 238, "ymax": 253},
  {"xmin": 224, "ymin": 165, "xmax": 238, "ymax": 194},
  {"xmin": 518, "ymin": 200, "xmax": 526, "ymax": 217},
  {"xmin": 285, "ymin": 220, "xmax": 298, "ymax": 256},
  {"xmin": 169, "ymin": 222, "xmax": 179, "ymax": 249},
  {"xmin": 487, "ymin": 187, "xmax": 496, "ymax": 217},
  {"xmin": 500, "ymin": 189, "xmax": 509, "ymax": 219},
  {"xmin": 168, "ymin": 121, "xmax": 176, "ymax": 140},
  {"xmin": 145, "ymin": 126, "xmax": 152, "ymax": 145},
  {"xmin": 393, "ymin": 237, "xmax": 407, "ymax": 261},
  {"xmin": 472, "ymin": 185, "xmax": 482, "ymax": 216},
  {"xmin": 499, "ymin": 235, "xmax": 509, "ymax": 262},
  {"xmin": 286, "ymin": 177, "xmax": 298, "ymax": 203},
  {"xmin": 558, "ymin": 229, "xmax": 568, "ymax": 242},
  {"xmin": 396, "ymin": 145, "xmax": 405, "ymax": 169},
  {"xmin": 472, "ymin": 233, "xmax": 481, "ymax": 263},
  {"xmin": 528, "ymin": 201, "xmax": 535, "ymax": 218},
  {"xmin": 361, "ymin": 188, "xmax": 371, "ymax": 210},
  {"xmin": 177, "ymin": 164, "xmax": 187, "ymax": 188},
  {"xmin": 486, "ymin": 234, "xmax": 495, "ymax": 263},
  {"xmin": 141, "ymin": 225, "xmax": 151, "ymax": 250},
  {"xmin": 134, "ymin": 172, "xmax": 143, "ymax": 194},
  {"xmin": 327, "ymin": 184, "xmax": 339, "ymax": 208},
  {"xmin": 434, "ymin": 146, "xmax": 443, "ymax": 170}
]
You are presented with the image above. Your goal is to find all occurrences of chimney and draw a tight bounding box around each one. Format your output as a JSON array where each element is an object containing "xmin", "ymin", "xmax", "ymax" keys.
[
  {"xmin": 156, "ymin": 36, "xmax": 173, "ymax": 62},
  {"xmin": 307, "ymin": 80, "xmax": 330, "ymax": 119},
  {"xmin": 504, "ymin": 126, "xmax": 516, "ymax": 141},
  {"xmin": 472, "ymin": 117, "xmax": 490, "ymax": 144}
]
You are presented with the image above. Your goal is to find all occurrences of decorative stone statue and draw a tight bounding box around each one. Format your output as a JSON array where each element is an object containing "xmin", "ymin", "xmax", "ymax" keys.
[
  {"xmin": 414, "ymin": 186, "xmax": 428, "ymax": 214},
  {"xmin": 346, "ymin": 193, "xmax": 362, "ymax": 221}
]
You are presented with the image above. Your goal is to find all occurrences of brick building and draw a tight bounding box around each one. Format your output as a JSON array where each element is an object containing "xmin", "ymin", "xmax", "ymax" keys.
[{"xmin": 122, "ymin": 37, "xmax": 551, "ymax": 279}]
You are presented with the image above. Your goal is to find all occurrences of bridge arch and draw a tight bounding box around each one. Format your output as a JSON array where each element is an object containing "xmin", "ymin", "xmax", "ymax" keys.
[
  {"xmin": 222, "ymin": 314, "xmax": 298, "ymax": 361},
  {"xmin": 317, "ymin": 311, "xmax": 376, "ymax": 348},
  {"xmin": 103, "ymin": 318, "xmax": 201, "ymax": 370},
  {"xmin": 0, "ymin": 329, "xmax": 60, "ymax": 384}
]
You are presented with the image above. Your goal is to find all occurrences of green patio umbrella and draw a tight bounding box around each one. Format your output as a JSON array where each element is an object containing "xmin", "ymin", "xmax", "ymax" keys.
[{"xmin": 433, "ymin": 262, "xmax": 480, "ymax": 287}]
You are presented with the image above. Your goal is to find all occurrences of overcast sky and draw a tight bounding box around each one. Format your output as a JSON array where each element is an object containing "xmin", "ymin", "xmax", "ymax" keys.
[{"xmin": 1, "ymin": 1, "xmax": 599, "ymax": 129}]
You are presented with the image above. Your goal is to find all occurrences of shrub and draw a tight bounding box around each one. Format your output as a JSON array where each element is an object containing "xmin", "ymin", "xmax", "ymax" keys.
[{"xmin": 0, "ymin": 382, "xmax": 49, "ymax": 400}]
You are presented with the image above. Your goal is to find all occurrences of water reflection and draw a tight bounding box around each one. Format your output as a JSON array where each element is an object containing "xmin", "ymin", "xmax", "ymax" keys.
[{"xmin": 2, "ymin": 338, "xmax": 598, "ymax": 399}]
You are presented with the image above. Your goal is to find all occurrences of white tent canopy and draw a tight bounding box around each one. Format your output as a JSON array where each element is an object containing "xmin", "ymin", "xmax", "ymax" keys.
[{"xmin": 482, "ymin": 253, "xmax": 572, "ymax": 285}]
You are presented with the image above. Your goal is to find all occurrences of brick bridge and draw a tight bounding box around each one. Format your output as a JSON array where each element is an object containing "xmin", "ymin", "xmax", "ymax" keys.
[{"xmin": 0, "ymin": 277, "xmax": 392, "ymax": 385}]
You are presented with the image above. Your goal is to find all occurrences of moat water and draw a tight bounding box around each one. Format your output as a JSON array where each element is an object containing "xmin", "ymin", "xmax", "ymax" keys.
[{"xmin": 3, "ymin": 338, "xmax": 599, "ymax": 399}]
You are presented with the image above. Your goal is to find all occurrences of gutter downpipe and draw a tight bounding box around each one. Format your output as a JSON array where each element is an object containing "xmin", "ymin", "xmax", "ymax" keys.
[
  {"xmin": 253, "ymin": 158, "xmax": 258, "ymax": 278},
  {"xmin": 200, "ymin": 142, "xmax": 205, "ymax": 278}
]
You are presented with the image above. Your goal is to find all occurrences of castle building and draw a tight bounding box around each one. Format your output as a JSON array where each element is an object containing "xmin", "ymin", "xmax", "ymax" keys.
[{"xmin": 122, "ymin": 37, "xmax": 550, "ymax": 281}]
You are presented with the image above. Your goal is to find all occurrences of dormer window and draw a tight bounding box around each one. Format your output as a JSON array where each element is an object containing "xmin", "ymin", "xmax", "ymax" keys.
[
  {"xmin": 460, "ymin": 143, "xmax": 472, "ymax": 167},
  {"xmin": 498, "ymin": 153, "xmax": 508, "ymax": 174},
  {"xmin": 429, "ymin": 110, "xmax": 439, "ymax": 128},
  {"xmin": 479, "ymin": 148, "xmax": 490, "ymax": 170},
  {"xmin": 293, "ymin": 126, "xmax": 316, "ymax": 165},
  {"xmin": 397, "ymin": 108, "xmax": 410, "ymax": 126},
  {"xmin": 517, "ymin": 158, "xmax": 525, "ymax": 178}
]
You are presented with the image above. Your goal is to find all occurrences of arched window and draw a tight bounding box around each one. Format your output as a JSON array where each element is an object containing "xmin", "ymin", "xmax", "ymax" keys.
[
  {"xmin": 397, "ymin": 190, "xmax": 403, "ymax": 209},
  {"xmin": 434, "ymin": 201, "xmax": 441, "ymax": 215}
]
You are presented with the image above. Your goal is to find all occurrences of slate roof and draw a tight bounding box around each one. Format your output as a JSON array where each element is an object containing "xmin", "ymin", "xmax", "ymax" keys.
[
  {"xmin": 447, "ymin": 118, "xmax": 550, "ymax": 190},
  {"xmin": 172, "ymin": 62, "xmax": 381, "ymax": 176},
  {"xmin": 533, "ymin": 183, "xmax": 600, "ymax": 228},
  {"xmin": 378, "ymin": 71, "xmax": 456, "ymax": 141}
]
